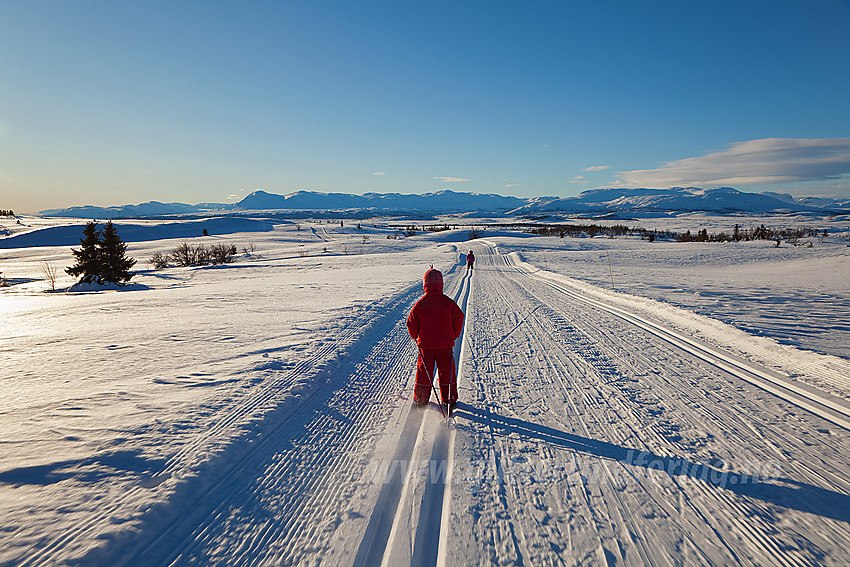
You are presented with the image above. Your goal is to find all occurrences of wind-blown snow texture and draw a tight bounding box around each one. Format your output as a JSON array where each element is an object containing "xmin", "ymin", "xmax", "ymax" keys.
[{"xmin": 1, "ymin": 214, "xmax": 849, "ymax": 566}]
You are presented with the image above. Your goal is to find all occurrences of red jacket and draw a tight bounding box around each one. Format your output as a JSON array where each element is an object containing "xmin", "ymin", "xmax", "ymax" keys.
[{"xmin": 407, "ymin": 291, "xmax": 465, "ymax": 349}]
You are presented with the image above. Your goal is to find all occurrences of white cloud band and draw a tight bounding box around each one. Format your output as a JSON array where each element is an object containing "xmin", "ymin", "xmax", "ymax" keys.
[
  {"xmin": 433, "ymin": 176, "xmax": 470, "ymax": 183},
  {"xmin": 617, "ymin": 138, "xmax": 850, "ymax": 188}
]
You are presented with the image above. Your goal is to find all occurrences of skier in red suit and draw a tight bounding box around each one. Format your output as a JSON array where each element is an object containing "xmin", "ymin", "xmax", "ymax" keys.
[{"xmin": 407, "ymin": 266, "xmax": 464, "ymax": 408}]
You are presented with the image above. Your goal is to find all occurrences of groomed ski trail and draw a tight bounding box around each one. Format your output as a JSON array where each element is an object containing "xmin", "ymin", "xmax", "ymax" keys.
[
  {"xmin": 67, "ymin": 260, "xmax": 472, "ymax": 567},
  {"xmin": 442, "ymin": 242, "xmax": 850, "ymax": 567},
  {"xmin": 352, "ymin": 265, "xmax": 472, "ymax": 567},
  {"xmin": 47, "ymin": 241, "xmax": 850, "ymax": 566},
  {"xmin": 60, "ymin": 273, "xmax": 444, "ymax": 566}
]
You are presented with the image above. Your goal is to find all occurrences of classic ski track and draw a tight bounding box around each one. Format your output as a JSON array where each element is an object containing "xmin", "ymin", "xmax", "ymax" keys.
[
  {"xmin": 40, "ymin": 283, "xmax": 423, "ymax": 567},
  {"xmin": 353, "ymin": 267, "xmax": 472, "ymax": 567},
  {"xmin": 449, "ymin": 244, "xmax": 850, "ymax": 566},
  {"xmin": 95, "ymin": 264, "xmax": 470, "ymax": 567},
  {"xmin": 310, "ymin": 226, "xmax": 334, "ymax": 242},
  {"xmin": 142, "ymin": 287, "xmax": 424, "ymax": 567}
]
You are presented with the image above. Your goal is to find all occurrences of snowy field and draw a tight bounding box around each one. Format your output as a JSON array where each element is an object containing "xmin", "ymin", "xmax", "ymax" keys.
[
  {"xmin": 1, "ymin": 213, "xmax": 849, "ymax": 566},
  {"xmin": 493, "ymin": 213, "xmax": 850, "ymax": 360}
]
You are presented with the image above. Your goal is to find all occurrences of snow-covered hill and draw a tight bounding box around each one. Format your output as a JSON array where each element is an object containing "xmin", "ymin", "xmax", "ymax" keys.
[
  {"xmin": 37, "ymin": 187, "xmax": 850, "ymax": 218},
  {"xmin": 39, "ymin": 201, "xmax": 235, "ymax": 218},
  {"xmin": 0, "ymin": 217, "xmax": 274, "ymax": 249}
]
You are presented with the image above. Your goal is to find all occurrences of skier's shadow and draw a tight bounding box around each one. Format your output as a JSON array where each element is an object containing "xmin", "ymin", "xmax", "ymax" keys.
[{"xmin": 455, "ymin": 403, "xmax": 850, "ymax": 524}]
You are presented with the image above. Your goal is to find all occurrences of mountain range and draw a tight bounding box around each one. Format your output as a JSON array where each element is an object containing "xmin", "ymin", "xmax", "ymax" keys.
[{"xmin": 38, "ymin": 187, "xmax": 850, "ymax": 218}]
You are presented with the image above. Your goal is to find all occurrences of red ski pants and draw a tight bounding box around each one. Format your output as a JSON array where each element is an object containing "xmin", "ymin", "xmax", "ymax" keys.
[{"xmin": 414, "ymin": 347, "xmax": 457, "ymax": 405}]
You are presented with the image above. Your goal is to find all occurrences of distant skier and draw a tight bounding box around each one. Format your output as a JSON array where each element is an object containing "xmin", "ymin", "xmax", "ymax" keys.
[
  {"xmin": 466, "ymin": 250, "xmax": 475, "ymax": 271},
  {"xmin": 407, "ymin": 266, "xmax": 464, "ymax": 409}
]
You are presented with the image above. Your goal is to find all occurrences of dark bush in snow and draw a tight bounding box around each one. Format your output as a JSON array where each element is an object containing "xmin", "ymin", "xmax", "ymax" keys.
[
  {"xmin": 159, "ymin": 242, "xmax": 239, "ymax": 268},
  {"xmin": 171, "ymin": 243, "xmax": 203, "ymax": 266},
  {"xmin": 149, "ymin": 252, "xmax": 170, "ymax": 269},
  {"xmin": 210, "ymin": 244, "xmax": 237, "ymax": 265}
]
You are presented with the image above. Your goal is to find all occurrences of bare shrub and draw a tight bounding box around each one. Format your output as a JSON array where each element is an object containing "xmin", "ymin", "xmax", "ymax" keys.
[
  {"xmin": 171, "ymin": 243, "xmax": 193, "ymax": 266},
  {"xmin": 210, "ymin": 244, "xmax": 237, "ymax": 265},
  {"xmin": 149, "ymin": 252, "xmax": 170, "ymax": 269},
  {"xmin": 168, "ymin": 242, "xmax": 239, "ymax": 267},
  {"xmin": 195, "ymin": 245, "xmax": 211, "ymax": 266},
  {"xmin": 41, "ymin": 262, "xmax": 59, "ymax": 290}
]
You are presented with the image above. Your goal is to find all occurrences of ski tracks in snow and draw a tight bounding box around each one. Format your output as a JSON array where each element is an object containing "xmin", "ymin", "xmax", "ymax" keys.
[
  {"xmin": 37, "ymin": 242, "xmax": 850, "ymax": 566},
  {"xmin": 443, "ymin": 243, "xmax": 850, "ymax": 566},
  {"xmin": 56, "ymin": 277, "xmax": 428, "ymax": 566},
  {"xmin": 64, "ymin": 261, "xmax": 473, "ymax": 567},
  {"xmin": 351, "ymin": 266, "xmax": 472, "ymax": 567}
]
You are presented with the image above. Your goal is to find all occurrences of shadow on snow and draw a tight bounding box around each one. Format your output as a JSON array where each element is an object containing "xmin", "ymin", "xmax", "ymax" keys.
[{"xmin": 456, "ymin": 403, "xmax": 850, "ymax": 524}]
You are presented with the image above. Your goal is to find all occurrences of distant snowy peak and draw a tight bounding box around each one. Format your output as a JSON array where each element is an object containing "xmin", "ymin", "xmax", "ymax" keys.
[
  {"xmin": 40, "ymin": 201, "xmax": 233, "ymax": 218},
  {"xmin": 38, "ymin": 187, "xmax": 849, "ymax": 218},
  {"xmin": 235, "ymin": 189, "xmax": 526, "ymax": 212},
  {"xmin": 509, "ymin": 187, "xmax": 849, "ymax": 215}
]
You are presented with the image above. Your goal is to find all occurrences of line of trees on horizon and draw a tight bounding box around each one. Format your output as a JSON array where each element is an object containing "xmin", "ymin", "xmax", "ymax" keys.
[
  {"xmin": 516, "ymin": 222, "xmax": 826, "ymax": 244},
  {"xmin": 674, "ymin": 224, "xmax": 823, "ymax": 243}
]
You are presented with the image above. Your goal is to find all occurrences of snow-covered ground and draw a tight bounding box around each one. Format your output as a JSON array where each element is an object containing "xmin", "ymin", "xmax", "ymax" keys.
[
  {"xmin": 1, "ymin": 214, "xmax": 848, "ymax": 565},
  {"xmin": 489, "ymin": 213, "xmax": 850, "ymax": 360}
]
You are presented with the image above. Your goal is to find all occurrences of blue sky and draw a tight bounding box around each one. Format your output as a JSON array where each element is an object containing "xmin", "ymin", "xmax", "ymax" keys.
[{"xmin": 2, "ymin": 0, "xmax": 849, "ymax": 213}]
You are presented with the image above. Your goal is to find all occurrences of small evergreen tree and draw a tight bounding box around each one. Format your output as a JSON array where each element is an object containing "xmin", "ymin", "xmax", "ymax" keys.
[
  {"xmin": 66, "ymin": 220, "xmax": 136, "ymax": 285},
  {"xmin": 100, "ymin": 220, "xmax": 136, "ymax": 283},
  {"xmin": 66, "ymin": 221, "xmax": 103, "ymax": 283}
]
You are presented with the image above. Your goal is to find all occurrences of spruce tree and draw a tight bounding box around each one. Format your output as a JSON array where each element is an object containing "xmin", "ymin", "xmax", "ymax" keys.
[
  {"xmin": 100, "ymin": 220, "xmax": 136, "ymax": 283},
  {"xmin": 66, "ymin": 221, "xmax": 103, "ymax": 283}
]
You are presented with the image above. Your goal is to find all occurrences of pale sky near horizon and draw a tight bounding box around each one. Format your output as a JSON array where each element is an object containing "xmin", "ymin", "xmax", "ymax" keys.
[{"xmin": 1, "ymin": 0, "xmax": 849, "ymax": 214}]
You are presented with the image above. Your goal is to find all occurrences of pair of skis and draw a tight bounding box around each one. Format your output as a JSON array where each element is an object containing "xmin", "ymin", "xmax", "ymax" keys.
[{"xmin": 416, "ymin": 343, "xmax": 456, "ymax": 426}]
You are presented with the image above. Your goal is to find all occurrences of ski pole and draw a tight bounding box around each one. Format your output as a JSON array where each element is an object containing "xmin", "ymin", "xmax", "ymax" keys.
[
  {"xmin": 415, "ymin": 342, "xmax": 447, "ymax": 420},
  {"xmin": 449, "ymin": 351, "xmax": 457, "ymax": 419}
]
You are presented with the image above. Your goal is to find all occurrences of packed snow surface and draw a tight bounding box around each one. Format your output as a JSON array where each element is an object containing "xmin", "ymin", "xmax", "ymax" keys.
[{"xmin": 1, "ymin": 214, "xmax": 849, "ymax": 566}]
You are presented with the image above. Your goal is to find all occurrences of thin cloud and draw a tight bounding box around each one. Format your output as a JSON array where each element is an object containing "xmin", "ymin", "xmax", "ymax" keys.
[
  {"xmin": 582, "ymin": 165, "xmax": 610, "ymax": 171},
  {"xmin": 433, "ymin": 176, "xmax": 470, "ymax": 183},
  {"xmin": 617, "ymin": 138, "xmax": 850, "ymax": 188},
  {"xmin": 373, "ymin": 171, "xmax": 386, "ymax": 175}
]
